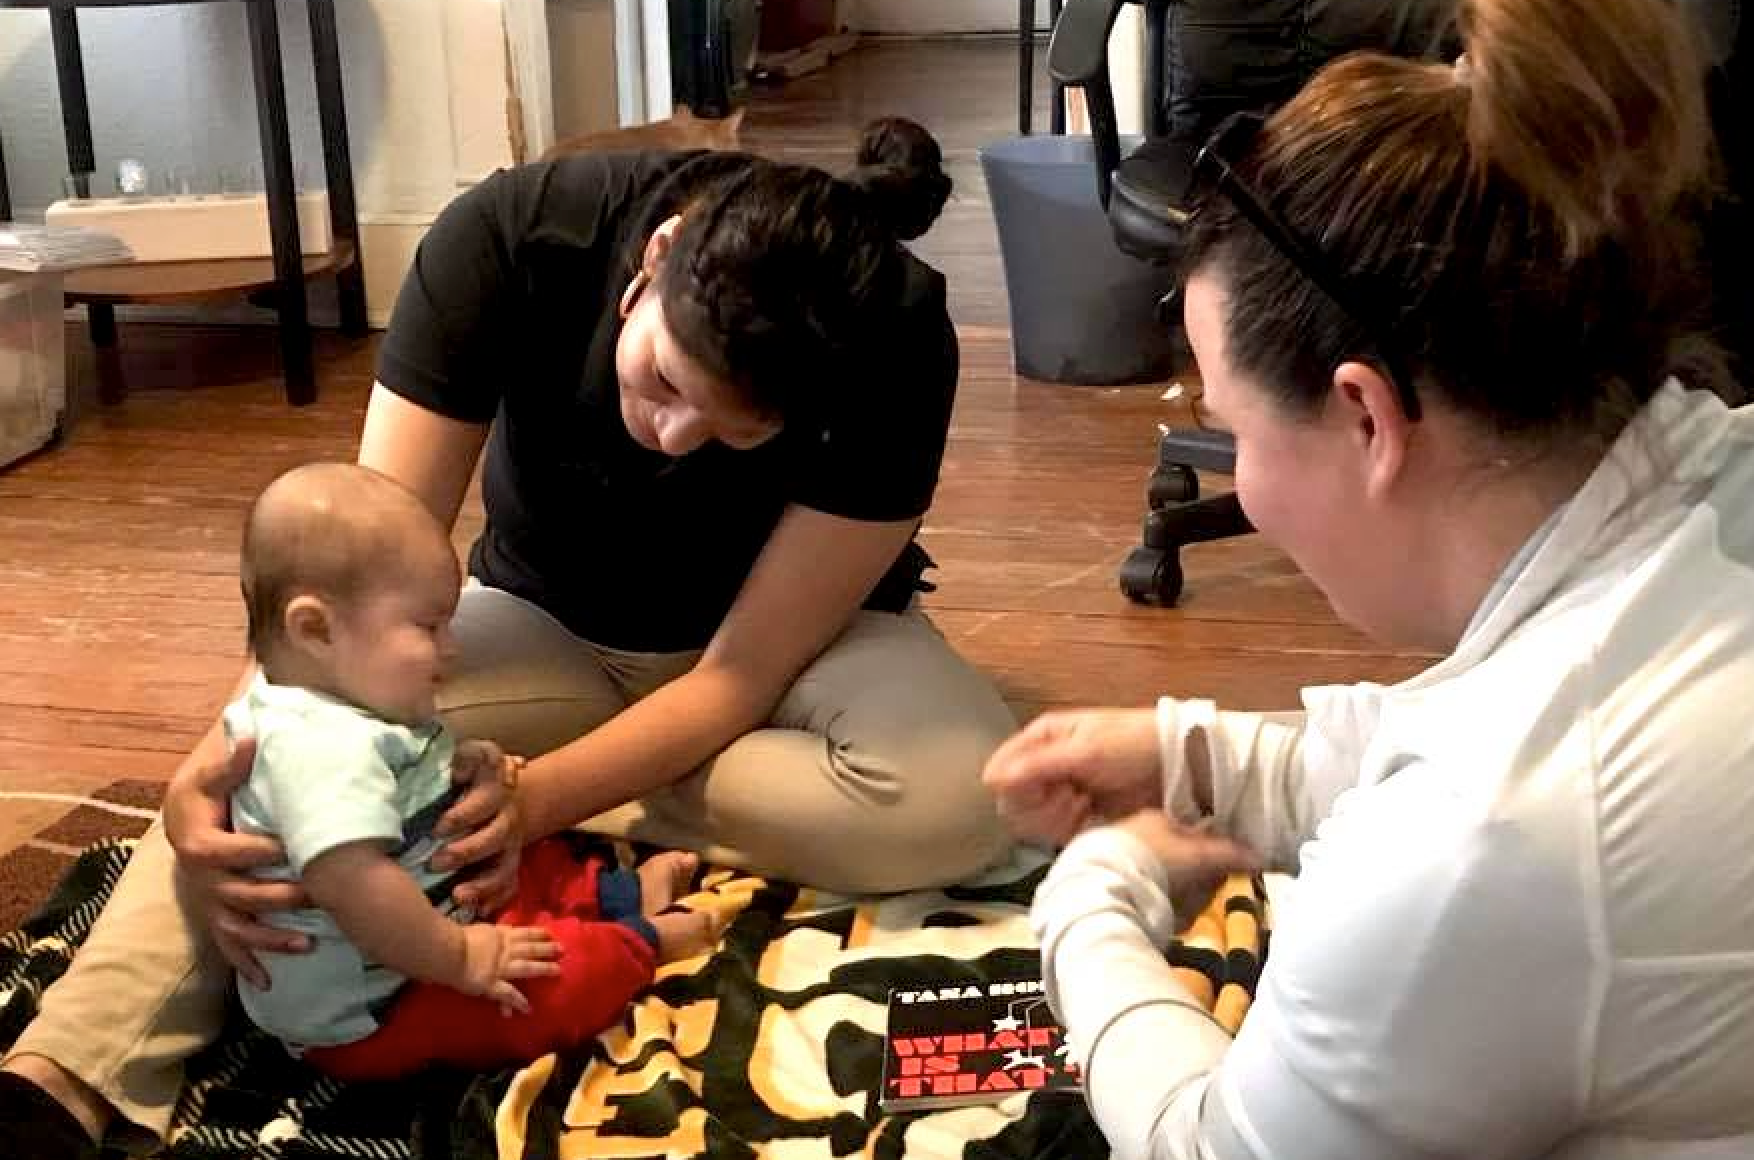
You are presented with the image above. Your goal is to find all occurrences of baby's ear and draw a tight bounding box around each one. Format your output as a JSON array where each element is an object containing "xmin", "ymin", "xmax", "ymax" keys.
[{"xmin": 283, "ymin": 594, "xmax": 333, "ymax": 652}]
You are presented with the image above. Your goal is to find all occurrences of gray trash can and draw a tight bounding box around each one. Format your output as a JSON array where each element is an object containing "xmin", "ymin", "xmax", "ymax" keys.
[{"xmin": 980, "ymin": 134, "xmax": 1180, "ymax": 385}]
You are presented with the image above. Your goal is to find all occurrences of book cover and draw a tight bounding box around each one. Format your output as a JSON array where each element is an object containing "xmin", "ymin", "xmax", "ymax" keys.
[{"xmin": 879, "ymin": 978, "xmax": 1082, "ymax": 1114}]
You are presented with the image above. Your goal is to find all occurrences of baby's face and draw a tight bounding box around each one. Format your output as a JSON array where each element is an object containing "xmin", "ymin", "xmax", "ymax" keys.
[{"xmin": 326, "ymin": 563, "xmax": 460, "ymax": 727}]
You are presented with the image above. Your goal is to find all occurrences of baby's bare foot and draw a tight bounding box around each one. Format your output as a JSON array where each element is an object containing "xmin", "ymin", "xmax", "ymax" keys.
[
  {"xmin": 638, "ymin": 851, "xmax": 700, "ymax": 915},
  {"xmin": 651, "ymin": 909, "xmax": 718, "ymax": 963}
]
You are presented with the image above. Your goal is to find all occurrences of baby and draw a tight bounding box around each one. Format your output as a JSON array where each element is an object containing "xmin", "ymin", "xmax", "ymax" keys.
[{"xmin": 226, "ymin": 462, "xmax": 714, "ymax": 1081}]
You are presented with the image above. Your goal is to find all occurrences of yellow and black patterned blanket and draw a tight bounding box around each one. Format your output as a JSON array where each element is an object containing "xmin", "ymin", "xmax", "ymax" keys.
[{"xmin": 0, "ymin": 834, "xmax": 1268, "ymax": 1160}]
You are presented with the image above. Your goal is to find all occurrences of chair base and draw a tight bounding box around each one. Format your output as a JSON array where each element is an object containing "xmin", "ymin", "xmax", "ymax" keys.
[{"xmin": 1119, "ymin": 428, "xmax": 1253, "ymax": 606}]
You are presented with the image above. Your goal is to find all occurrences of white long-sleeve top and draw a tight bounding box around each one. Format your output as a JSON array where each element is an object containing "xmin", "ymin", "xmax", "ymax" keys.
[{"xmin": 1034, "ymin": 381, "xmax": 1754, "ymax": 1160}]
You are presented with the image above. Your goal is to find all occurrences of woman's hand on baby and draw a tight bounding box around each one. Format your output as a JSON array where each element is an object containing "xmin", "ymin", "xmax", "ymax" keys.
[
  {"xmin": 435, "ymin": 740, "xmax": 526, "ymax": 913},
  {"xmin": 982, "ymin": 709, "xmax": 1165, "ymax": 846},
  {"xmin": 457, "ymin": 923, "xmax": 562, "ymax": 1017},
  {"xmin": 164, "ymin": 737, "xmax": 312, "ymax": 987},
  {"xmin": 1113, "ymin": 809, "xmax": 1259, "ymax": 922}
]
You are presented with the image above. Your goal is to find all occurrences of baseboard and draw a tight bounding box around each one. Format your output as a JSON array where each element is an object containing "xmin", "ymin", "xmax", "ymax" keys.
[{"xmin": 355, "ymin": 215, "xmax": 433, "ymax": 329}]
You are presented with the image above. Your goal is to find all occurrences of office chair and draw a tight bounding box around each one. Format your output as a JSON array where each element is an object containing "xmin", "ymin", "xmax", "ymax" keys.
[
  {"xmin": 1046, "ymin": 0, "xmax": 1458, "ymax": 603},
  {"xmin": 1055, "ymin": 0, "xmax": 1749, "ymax": 605}
]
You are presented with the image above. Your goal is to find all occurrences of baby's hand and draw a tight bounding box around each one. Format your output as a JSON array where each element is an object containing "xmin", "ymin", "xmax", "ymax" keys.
[{"xmin": 457, "ymin": 924, "xmax": 563, "ymax": 1016}]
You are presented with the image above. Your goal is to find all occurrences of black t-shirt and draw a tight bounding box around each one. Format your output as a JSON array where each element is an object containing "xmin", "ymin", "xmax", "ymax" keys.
[{"xmin": 376, "ymin": 151, "xmax": 958, "ymax": 651}]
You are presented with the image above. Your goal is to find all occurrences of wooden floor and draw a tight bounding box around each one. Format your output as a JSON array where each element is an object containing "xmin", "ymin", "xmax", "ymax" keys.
[{"xmin": 0, "ymin": 38, "xmax": 1432, "ymax": 860}]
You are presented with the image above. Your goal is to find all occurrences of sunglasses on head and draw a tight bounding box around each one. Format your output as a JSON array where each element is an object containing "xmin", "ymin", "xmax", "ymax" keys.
[{"xmin": 1189, "ymin": 110, "xmax": 1422, "ymax": 423}]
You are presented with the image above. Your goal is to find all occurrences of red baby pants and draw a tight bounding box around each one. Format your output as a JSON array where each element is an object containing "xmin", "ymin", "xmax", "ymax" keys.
[{"xmin": 305, "ymin": 837, "xmax": 657, "ymax": 1081}]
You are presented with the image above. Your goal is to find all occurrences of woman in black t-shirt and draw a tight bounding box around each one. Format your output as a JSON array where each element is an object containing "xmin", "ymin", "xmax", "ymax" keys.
[
  {"xmin": 0, "ymin": 119, "xmax": 1023, "ymax": 1157},
  {"xmin": 361, "ymin": 118, "xmax": 1018, "ymax": 896},
  {"xmin": 269, "ymin": 117, "xmax": 1017, "ymax": 900}
]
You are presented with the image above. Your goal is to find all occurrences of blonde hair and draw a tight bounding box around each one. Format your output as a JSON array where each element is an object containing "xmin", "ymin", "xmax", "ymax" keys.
[{"xmin": 1184, "ymin": 0, "xmax": 1720, "ymax": 440}]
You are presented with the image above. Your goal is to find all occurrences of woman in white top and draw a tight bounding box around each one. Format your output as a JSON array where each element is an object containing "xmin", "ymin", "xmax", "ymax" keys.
[{"xmin": 983, "ymin": 0, "xmax": 1754, "ymax": 1157}]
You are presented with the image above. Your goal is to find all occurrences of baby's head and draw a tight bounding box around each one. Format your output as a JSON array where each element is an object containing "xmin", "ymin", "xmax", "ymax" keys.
[{"xmin": 241, "ymin": 463, "xmax": 461, "ymax": 726}]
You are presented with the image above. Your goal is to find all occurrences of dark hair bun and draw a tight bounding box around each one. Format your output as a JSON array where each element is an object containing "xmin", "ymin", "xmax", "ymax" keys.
[{"xmin": 845, "ymin": 117, "xmax": 953, "ymax": 241}]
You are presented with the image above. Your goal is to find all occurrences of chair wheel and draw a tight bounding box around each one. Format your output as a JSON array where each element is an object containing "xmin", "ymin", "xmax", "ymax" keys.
[
  {"xmin": 1119, "ymin": 547, "xmax": 1184, "ymax": 606},
  {"xmin": 1142, "ymin": 506, "xmax": 1172, "ymax": 549},
  {"xmin": 1147, "ymin": 465, "xmax": 1199, "ymax": 509}
]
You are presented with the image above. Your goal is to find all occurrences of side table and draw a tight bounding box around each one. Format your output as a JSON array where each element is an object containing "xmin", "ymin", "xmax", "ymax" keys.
[{"xmin": 0, "ymin": 0, "xmax": 368, "ymax": 405}]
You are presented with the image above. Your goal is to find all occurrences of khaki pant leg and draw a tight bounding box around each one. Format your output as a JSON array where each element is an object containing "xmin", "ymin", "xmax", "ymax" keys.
[
  {"xmin": 5, "ymin": 823, "xmax": 229, "ymax": 1149},
  {"xmin": 612, "ymin": 609, "xmax": 1018, "ymax": 894},
  {"xmin": 438, "ymin": 583, "xmax": 629, "ymax": 755}
]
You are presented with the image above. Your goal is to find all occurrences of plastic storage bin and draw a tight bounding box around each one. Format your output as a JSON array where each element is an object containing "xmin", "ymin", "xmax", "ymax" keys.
[
  {"xmin": 980, "ymin": 134, "xmax": 1181, "ymax": 385},
  {"xmin": 0, "ymin": 271, "xmax": 67, "ymax": 469}
]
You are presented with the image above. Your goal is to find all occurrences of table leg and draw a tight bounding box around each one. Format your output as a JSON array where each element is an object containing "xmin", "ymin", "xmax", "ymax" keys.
[
  {"xmin": 48, "ymin": 8, "xmax": 96, "ymax": 193},
  {"xmin": 1048, "ymin": 0, "xmax": 1066, "ymax": 134},
  {"xmin": 308, "ymin": 0, "xmax": 367, "ymax": 337},
  {"xmin": 0, "ymin": 125, "xmax": 12, "ymax": 222},
  {"xmin": 89, "ymin": 303, "xmax": 125, "ymax": 406},
  {"xmin": 1019, "ymin": 0, "xmax": 1034, "ymax": 136},
  {"xmin": 47, "ymin": 7, "xmax": 124, "ymax": 403},
  {"xmin": 245, "ymin": 0, "xmax": 315, "ymax": 405}
]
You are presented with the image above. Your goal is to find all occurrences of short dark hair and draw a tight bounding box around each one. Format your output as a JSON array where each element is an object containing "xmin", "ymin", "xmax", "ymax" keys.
[{"xmin": 653, "ymin": 117, "xmax": 953, "ymax": 420}]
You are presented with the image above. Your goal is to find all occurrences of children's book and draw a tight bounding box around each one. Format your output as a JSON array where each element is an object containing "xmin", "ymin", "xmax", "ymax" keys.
[{"xmin": 878, "ymin": 977, "xmax": 1082, "ymax": 1114}]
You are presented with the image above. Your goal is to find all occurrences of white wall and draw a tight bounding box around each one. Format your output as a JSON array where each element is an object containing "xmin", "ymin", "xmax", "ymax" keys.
[
  {"xmin": 549, "ymin": 0, "xmax": 620, "ymax": 140},
  {"xmin": 0, "ymin": 0, "xmax": 517, "ymax": 325}
]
